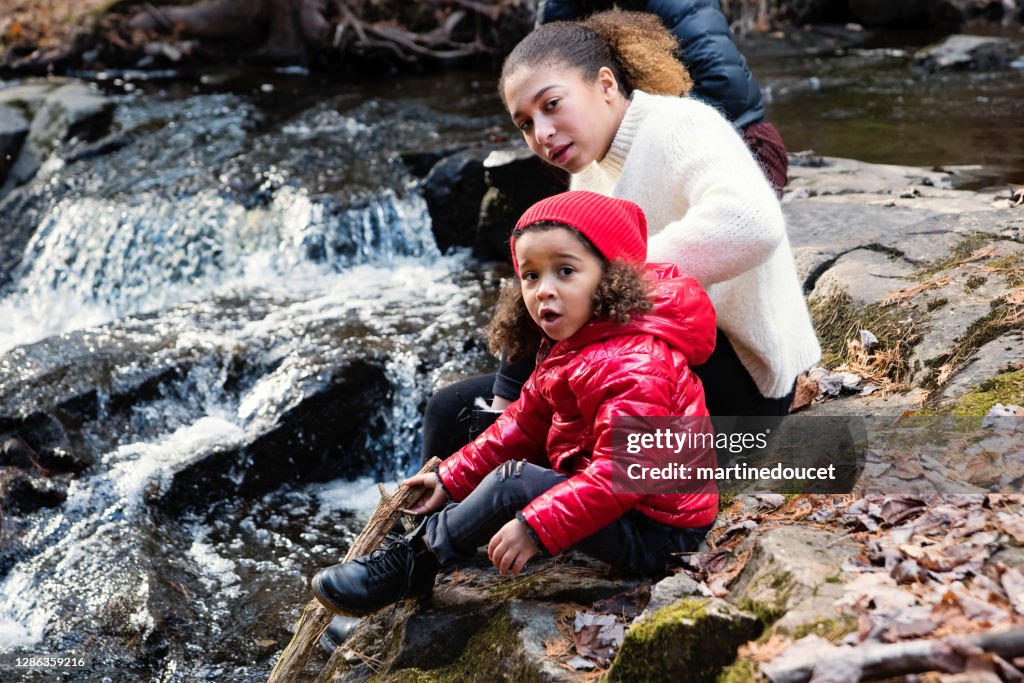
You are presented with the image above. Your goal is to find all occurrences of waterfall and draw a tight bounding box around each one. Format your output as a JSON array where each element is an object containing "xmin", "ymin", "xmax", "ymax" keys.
[
  {"xmin": 0, "ymin": 76, "xmax": 501, "ymax": 679},
  {"xmin": 0, "ymin": 186, "xmax": 438, "ymax": 354}
]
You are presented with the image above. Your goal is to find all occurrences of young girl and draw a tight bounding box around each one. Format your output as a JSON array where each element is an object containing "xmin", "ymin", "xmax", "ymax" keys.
[{"xmin": 312, "ymin": 191, "xmax": 718, "ymax": 615}]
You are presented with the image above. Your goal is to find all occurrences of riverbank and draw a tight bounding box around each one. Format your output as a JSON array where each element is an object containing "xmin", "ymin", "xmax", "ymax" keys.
[
  {"xmin": 2, "ymin": 0, "xmax": 1023, "ymax": 76},
  {"xmin": 1, "ymin": 38, "xmax": 1023, "ymax": 681}
]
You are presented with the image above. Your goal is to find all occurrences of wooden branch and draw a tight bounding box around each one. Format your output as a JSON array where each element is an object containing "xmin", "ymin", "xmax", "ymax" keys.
[
  {"xmin": 762, "ymin": 627, "xmax": 1024, "ymax": 683},
  {"xmin": 266, "ymin": 456, "xmax": 441, "ymax": 683}
]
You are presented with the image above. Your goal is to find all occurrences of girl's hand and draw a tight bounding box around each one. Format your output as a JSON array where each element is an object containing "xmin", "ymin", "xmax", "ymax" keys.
[
  {"xmin": 487, "ymin": 519, "xmax": 540, "ymax": 575},
  {"xmin": 401, "ymin": 473, "xmax": 450, "ymax": 516}
]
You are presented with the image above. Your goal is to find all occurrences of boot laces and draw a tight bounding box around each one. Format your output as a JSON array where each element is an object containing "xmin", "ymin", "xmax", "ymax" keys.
[{"xmin": 359, "ymin": 540, "xmax": 416, "ymax": 597}]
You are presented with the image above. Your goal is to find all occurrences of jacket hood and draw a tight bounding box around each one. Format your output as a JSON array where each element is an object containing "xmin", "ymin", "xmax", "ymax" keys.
[{"xmin": 555, "ymin": 263, "xmax": 716, "ymax": 366}]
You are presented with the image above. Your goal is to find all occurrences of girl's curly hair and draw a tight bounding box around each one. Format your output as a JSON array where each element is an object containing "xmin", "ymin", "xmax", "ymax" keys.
[
  {"xmin": 487, "ymin": 222, "xmax": 653, "ymax": 362},
  {"xmin": 499, "ymin": 9, "xmax": 691, "ymax": 102}
]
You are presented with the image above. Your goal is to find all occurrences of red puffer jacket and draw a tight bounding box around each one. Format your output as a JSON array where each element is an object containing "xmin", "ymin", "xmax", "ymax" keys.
[{"xmin": 438, "ymin": 263, "xmax": 719, "ymax": 555}]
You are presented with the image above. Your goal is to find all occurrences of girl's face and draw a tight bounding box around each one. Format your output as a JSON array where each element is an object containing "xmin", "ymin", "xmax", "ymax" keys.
[
  {"xmin": 503, "ymin": 63, "xmax": 625, "ymax": 174},
  {"xmin": 515, "ymin": 227, "xmax": 603, "ymax": 341}
]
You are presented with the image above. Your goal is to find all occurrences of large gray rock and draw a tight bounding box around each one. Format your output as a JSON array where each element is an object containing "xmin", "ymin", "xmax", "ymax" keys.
[
  {"xmin": 727, "ymin": 526, "xmax": 859, "ymax": 635},
  {"xmin": 420, "ymin": 145, "xmax": 497, "ymax": 254},
  {"xmin": 809, "ymin": 247, "xmax": 917, "ymax": 304},
  {"xmin": 609, "ymin": 596, "xmax": 761, "ymax": 683},
  {"xmin": 328, "ymin": 557, "xmax": 645, "ymax": 681},
  {"xmin": 912, "ymin": 34, "xmax": 1019, "ymax": 72},
  {"xmin": 477, "ymin": 146, "xmax": 567, "ymax": 261}
]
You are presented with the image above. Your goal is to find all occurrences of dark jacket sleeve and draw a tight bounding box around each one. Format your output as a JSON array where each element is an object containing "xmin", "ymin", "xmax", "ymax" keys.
[
  {"xmin": 536, "ymin": 0, "xmax": 610, "ymax": 24},
  {"xmin": 538, "ymin": 0, "xmax": 765, "ymax": 128}
]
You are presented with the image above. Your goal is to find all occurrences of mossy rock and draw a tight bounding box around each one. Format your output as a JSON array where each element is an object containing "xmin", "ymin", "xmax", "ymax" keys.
[
  {"xmin": 951, "ymin": 369, "xmax": 1024, "ymax": 416},
  {"xmin": 609, "ymin": 598, "xmax": 761, "ymax": 683},
  {"xmin": 384, "ymin": 609, "xmax": 548, "ymax": 683},
  {"xmin": 716, "ymin": 658, "xmax": 758, "ymax": 683}
]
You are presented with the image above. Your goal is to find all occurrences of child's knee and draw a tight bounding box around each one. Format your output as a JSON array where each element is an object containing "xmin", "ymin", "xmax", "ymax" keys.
[
  {"xmin": 496, "ymin": 459, "xmax": 527, "ymax": 482},
  {"xmin": 480, "ymin": 460, "xmax": 540, "ymax": 511}
]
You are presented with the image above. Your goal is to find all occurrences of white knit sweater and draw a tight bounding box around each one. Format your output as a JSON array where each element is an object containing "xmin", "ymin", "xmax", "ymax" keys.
[{"xmin": 572, "ymin": 90, "xmax": 821, "ymax": 398}]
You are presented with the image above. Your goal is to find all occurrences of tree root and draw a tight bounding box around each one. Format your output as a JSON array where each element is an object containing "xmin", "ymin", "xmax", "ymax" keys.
[{"xmin": 120, "ymin": 0, "xmax": 516, "ymax": 66}]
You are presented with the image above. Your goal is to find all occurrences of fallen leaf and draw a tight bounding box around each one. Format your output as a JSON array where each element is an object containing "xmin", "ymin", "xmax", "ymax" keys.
[
  {"xmin": 1006, "ymin": 289, "xmax": 1024, "ymax": 306},
  {"xmin": 591, "ymin": 585, "xmax": 650, "ymax": 620},
  {"xmin": 573, "ymin": 612, "xmax": 623, "ymax": 663},
  {"xmin": 882, "ymin": 617, "xmax": 938, "ymax": 641},
  {"xmin": 1001, "ymin": 566, "xmax": 1024, "ymax": 615},
  {"xmin": 882, "ymin": 276, "xmax": 951, "ymax": 307},
  {"xmin": 837, "ymin": 572, "xmax": 918, "ymax": 615},
  {"xmin": 998, "ymin": 514, "xmax": 1024, "ymax": 545}
]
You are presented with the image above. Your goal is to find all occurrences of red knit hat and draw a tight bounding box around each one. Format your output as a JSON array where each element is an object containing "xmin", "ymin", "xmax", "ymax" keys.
[{"xmin": 511, "ymin": 191, "xmax": 648, "ymax": 274}]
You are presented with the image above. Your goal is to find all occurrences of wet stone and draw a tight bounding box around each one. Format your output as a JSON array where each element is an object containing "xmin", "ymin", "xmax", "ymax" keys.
[{"xmin": 913, "ymin": 34, "xmax": 1019, "ymax": 73}]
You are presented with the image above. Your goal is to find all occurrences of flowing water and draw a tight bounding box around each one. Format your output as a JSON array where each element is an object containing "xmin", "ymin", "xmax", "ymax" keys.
[
  {"xmin": 0, "ymin": 33, "xmax": 1022, "ymax": 682},
  {"xmin": 0, "ymin": 69, "xmax": 505, "ymax": 681}
]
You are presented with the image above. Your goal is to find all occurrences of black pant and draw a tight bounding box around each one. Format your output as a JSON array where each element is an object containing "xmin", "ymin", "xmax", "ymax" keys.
[
  {"xmin": 420, "ymin": 329, "xmax": 795, "ymax": 464},
  {"xmin": 423, "ymin": 461, "xmax": 709, "ymax": 576}
]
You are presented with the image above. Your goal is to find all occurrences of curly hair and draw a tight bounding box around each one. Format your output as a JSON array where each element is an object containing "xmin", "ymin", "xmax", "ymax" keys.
[
  {"xmin": 499, "ymin": 10, "xmax": 691, "ymax": 102},
  {"xmin": 487, "ymin": 223, "xmax": 653, "ymax": 362}
]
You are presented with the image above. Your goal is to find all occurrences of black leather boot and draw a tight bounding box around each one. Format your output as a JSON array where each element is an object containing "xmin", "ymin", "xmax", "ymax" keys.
[
  {"xmin": 319, "ymin": 614, "xmax": 361, "ymax": 654},
  {"xmin": 311, "ymin": 533, "xmax": 440, "ymax": 616}
]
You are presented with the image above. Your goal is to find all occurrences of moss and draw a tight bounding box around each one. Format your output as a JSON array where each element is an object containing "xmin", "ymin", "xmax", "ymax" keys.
[
  {"xmin": 950, "ymin": 370, "xmax": 1024, "ymax": 417},
  {"xmin": 737, "ymin": 567, "xmax": 794, "ymax": 628},
  {"xmin": 785, "ymin": 615, "xmax": 858, "ymax": 642},
  {"xmin": 486, "ymin": 572, "xmax": 544, "ymax": 602},
  {"xmin": 987, "ymin": 252, "xmax": 1024, "ymax": 288},
  {"xmin": 808, "ymin": 291, "xmax": 919, "ymax": 385},
  {"xmin": 964, "ymin": 275, "xmax": 988, "ymax": 293},
  {"xmin": 927, "ymin": 297, "xmax": 949, "ymax": 312},
  {"xmin": 383, "ymin": 611, "xmax": 542, "ymax": 683},
  {"xmin": 769, "ymin": 572, "xmax": 791, "ymax": 591},
  {"xmin": 921, "ymin": 305, "xmax": 1021, "ymax": 392},
  {"xmin": 609, "ymin": 598, "xmax": 761, "ymax": 683},
  {"xmin": 716, "ymin": 658, "xmax": 758, "ymax": 683},
  {"xmin": 916, "ymin": 232, "xmax": 996, "ymax": 277},
  {"xmin": 736, "ymin": 597, "xmax": 786, "ymax": 627}
]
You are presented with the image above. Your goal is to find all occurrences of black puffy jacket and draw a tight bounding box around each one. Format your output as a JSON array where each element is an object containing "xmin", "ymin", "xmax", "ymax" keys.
[{"xmin": 536, "ymin": 0, "xmax": 766, "ymax": 129}]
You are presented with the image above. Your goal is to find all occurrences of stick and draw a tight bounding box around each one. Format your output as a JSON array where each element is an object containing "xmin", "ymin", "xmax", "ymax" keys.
[
  {"xmin": 266, "ymin": 456, "xmax": 441, "ymax": 683},
  {"xmin": 762, "ymin": 626, "xmax": 1024, "ymax": 683}
]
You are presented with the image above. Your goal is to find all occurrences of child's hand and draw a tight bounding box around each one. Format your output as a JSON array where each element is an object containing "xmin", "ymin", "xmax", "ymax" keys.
[
  {"xmin": 487, "ymin": 519, "xmax": 540, "ymax": 575},
  {"xmin": 400, "ymin": 473, "xmax": 450, "ymax": 516}
]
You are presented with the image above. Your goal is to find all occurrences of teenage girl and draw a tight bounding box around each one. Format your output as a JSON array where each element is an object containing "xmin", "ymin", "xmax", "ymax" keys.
[{"xmin": 536, "ymin": 0, "xmax": 789, "ymax": 195}]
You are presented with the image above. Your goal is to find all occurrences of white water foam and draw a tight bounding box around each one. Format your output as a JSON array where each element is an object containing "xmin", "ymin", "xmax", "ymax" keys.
[
  {"xmin": 0, "ymin": 187, "xmax": 437, "ymax": 354},
  {"xmin": 0, "ymin": 416, "xmax": 244, "ymax": 650}
]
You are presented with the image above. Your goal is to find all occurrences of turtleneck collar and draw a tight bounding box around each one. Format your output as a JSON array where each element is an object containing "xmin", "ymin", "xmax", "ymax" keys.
[{"xmin": 599, "ymin": 90, "xmax": 651, "ymax": 174}]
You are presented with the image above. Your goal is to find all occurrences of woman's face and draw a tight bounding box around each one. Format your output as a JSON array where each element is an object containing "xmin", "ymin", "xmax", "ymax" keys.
[{"xmin": 503, "ymin": 63, "xmax": 625, "ymax": 174}]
